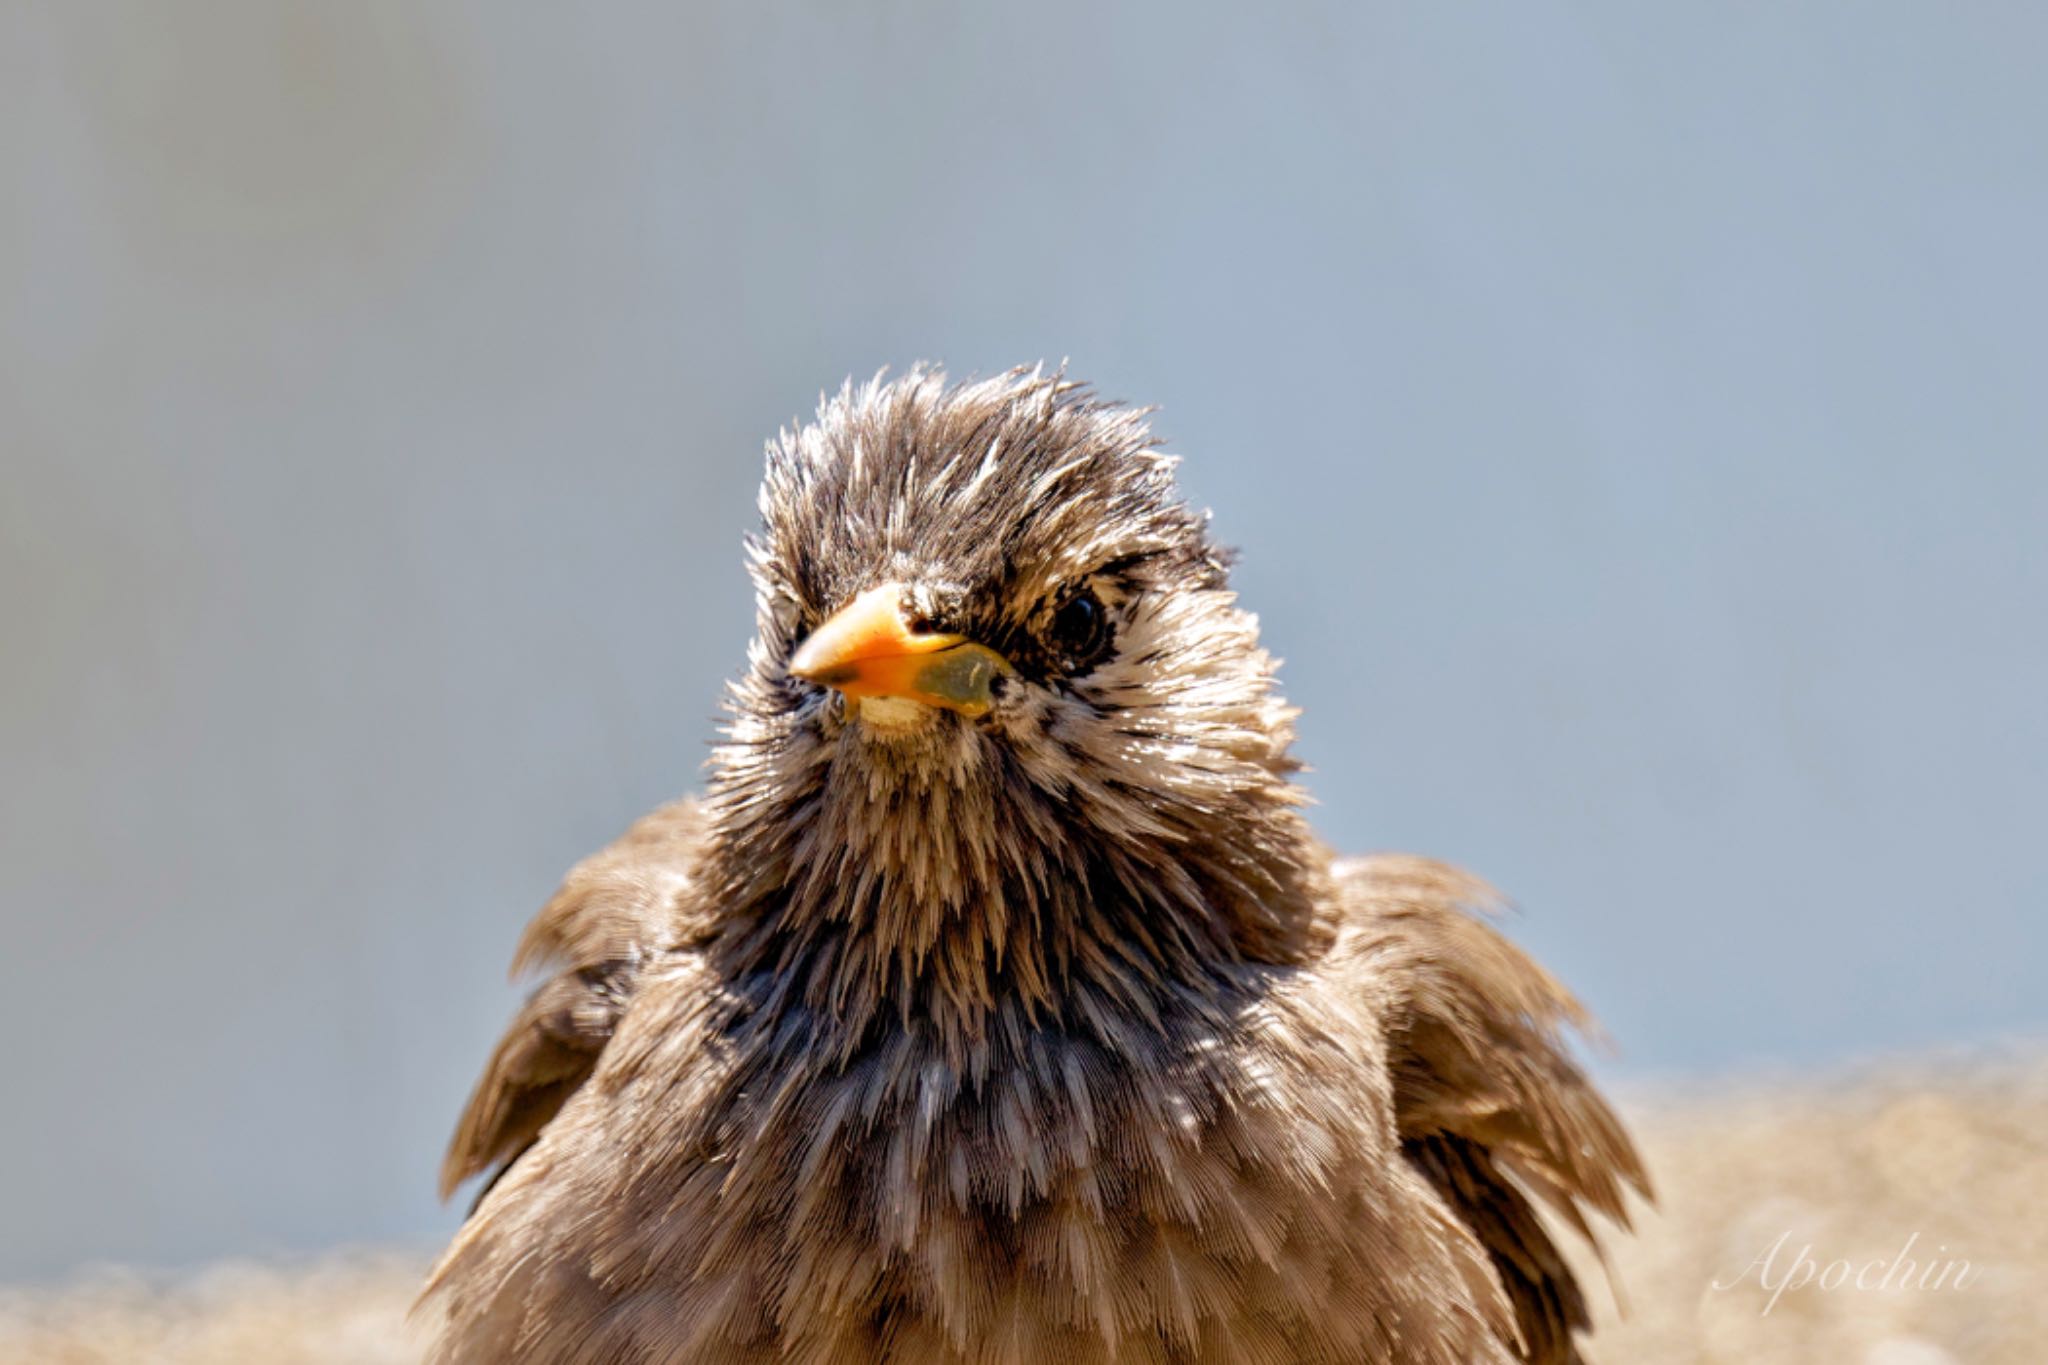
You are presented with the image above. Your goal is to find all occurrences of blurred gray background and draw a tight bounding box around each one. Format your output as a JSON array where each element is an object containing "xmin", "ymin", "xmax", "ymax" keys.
[{"xmin": 3, "ymin": 2, "xmax": 2043, "ymax": 1281}]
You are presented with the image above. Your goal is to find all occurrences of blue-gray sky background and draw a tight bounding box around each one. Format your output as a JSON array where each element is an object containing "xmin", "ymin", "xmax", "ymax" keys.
[{"xmin": 3, "ymin": 2, "xmax": 2043, "ymax": 1280}]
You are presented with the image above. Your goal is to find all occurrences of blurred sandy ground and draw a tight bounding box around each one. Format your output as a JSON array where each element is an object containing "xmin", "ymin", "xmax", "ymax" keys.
[
  {"xmin": 1585, "ymin": 1046, "xmax": 2046, "ymax": 1364},
  {"xmin": 3, "ymin": 1048, "xmax": 2040, "ymax": 1365}
]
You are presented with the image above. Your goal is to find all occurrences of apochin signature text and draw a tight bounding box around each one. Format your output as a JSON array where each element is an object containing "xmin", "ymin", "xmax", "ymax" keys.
[{"xmin": 1714, "ymin": 1231, "xmax": 1976, "ymax": 1315}]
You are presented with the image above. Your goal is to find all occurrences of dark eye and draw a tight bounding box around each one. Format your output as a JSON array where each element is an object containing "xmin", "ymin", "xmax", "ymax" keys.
[{"xmin": 1048, "ymin": 591, "xmax": 1113, "ymax": 670}]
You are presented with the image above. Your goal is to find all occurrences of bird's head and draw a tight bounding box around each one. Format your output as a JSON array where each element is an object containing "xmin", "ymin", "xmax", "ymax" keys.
[{"xmin": 707, "ymin": 368, "xmax": 1321, "ymax": 1024}]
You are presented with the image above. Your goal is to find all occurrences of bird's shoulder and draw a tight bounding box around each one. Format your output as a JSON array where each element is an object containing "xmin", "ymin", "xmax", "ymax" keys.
[
  {"xmin": 438, "ymin": 797, "xmax": 708, "ymax": 1201},
  {"xmin": 1313, "ymin": 852, "xmax": 1653, "ymax": 1365}
]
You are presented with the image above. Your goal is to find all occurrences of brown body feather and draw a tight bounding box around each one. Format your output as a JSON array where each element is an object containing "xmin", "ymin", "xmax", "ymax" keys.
[{"xmin": 425, "ymin": 369, "xmax": 1647, "ymax": 1363}]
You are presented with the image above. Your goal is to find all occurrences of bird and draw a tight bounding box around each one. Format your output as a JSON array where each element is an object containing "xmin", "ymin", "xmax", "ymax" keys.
[{"xmin": 422, "ymin": 366, "xmax": 1649, "ymax": 1365}]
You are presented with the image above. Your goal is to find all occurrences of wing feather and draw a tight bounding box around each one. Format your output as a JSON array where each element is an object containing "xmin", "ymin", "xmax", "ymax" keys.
[
  {"xmin": 1337, "ymin": 854, "xmax": 1651, "ymax": 1365},
  {"xmin": 438, "ymin": 799, "xmax": 704, "ymax": 1201}
]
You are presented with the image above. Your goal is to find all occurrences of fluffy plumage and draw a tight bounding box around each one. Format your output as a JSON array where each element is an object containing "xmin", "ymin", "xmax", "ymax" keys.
[{"xmin": 424, "ymin": 367, "xmax": 1648, "ymax": 1364}]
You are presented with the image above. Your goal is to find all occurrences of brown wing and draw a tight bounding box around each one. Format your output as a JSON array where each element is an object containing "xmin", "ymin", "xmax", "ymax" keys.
[
  {"xmin": 438, "ymin": 798, "xmax": 705, "ymax": 1201},
  {"xmin": 1337, "ymin": 854, "xmax": 1652, "ymax": 1365}
]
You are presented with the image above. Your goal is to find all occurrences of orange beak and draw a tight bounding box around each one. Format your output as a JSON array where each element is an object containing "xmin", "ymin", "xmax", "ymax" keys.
[{"xmin": 787, "ymin": 583, "xmax": 1013, "ymax": 718}]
